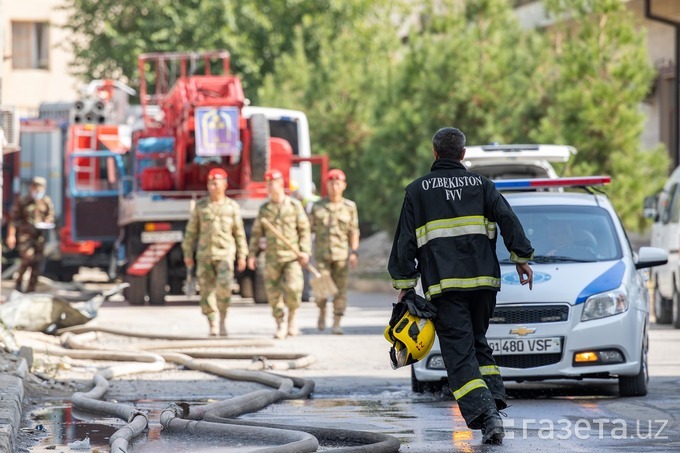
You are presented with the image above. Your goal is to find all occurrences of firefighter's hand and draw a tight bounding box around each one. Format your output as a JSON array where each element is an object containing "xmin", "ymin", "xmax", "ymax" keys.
[
  {"xmin": 298, "ymin": 252, "xmax": 310, "ymax": 267},
  {"xmin": 184, "ymin": 257, "xmax": 195, "ymax": 268},
  {"xmin": 6, "ymin": 234, "xmax": 16, "ymax": 250},
  {"xmin": 237, "ymin": 257, "xmax": 246, "ymax": 273},
  {"xmin": 247, "ymin": 256, "xmax": 257, "ymax": 270},
  {"xmin": 516, "ymin": 263, "xmax": 533, "ymax": 290},
  {"xmin": 397, "ymin": 289, "xmax": 409, "ymax": 303}
]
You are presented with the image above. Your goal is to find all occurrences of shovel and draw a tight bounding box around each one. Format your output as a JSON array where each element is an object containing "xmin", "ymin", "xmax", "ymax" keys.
[{"xmin": 261, "ymin": 217, "xmax": 338, "ymax": 300}]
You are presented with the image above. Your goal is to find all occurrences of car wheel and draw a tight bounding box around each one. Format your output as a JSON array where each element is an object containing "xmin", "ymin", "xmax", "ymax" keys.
[
  {"xmin": 618, "ymin": 335, "xmax": 648, "ymax": 397},
  {"xmin": 654, "ymin": 282, "xmax": 673, "ymax": 324},
  {"xmin": 673, "ymin": 288, "xmax": 680, "ymax": 329},
  {"xmin": 411, "ymin": 366, "xmax": 427, "ymax": 393}
]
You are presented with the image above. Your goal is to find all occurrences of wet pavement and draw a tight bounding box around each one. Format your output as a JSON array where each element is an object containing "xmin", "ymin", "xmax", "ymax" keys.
[
  {"xmin": 23, "ymin": 379, "xmax": 680, "ymax": 452},
  {"xmin": 9, "ymin": 288, "xmax": 680, "ymax": 452}
]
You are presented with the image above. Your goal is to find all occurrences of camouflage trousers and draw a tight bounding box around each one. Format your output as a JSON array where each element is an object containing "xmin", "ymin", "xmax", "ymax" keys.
[
  {"xmin": 197, "ymin": 259, "xmax": 233, "ymax": 320},
  {"xmin": 16, "ymin": 234, "xmax": 45, "ymax": 293},
  {"xmin": 315, "ymin": 259, "xmax": 349, "ymax": 316},
  {"xmin": 264, "ymin": 259, "xmax": 303, "ymax": 320}
]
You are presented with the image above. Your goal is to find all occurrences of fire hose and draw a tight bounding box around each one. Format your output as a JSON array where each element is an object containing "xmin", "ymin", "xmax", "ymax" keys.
[{"xmin": 22, "ymin": 329, "xmax": 401, "ymax": 452}]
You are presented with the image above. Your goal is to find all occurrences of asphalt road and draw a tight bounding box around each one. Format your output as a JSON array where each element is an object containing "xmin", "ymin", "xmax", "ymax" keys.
[{"xmin": 15, "ymin": 287, "xmax": 680, "ymax": 452}]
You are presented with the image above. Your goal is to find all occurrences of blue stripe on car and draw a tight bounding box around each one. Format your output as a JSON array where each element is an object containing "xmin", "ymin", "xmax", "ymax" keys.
[{"xmin": 575, "ymin": 260, "xmax": 625, "ymax": 304}]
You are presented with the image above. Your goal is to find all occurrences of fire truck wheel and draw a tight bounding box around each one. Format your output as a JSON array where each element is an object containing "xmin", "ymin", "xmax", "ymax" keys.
[
  {"xmin": 169, "ymin": 278, "xmax": 184, "ymax": 296},
  {"xmin": 124, "ymin": 275, "xmax": 147, "ymax": 306},
  {"xmin": 238, "ymin": 271, "xmax": 255, "ymax": 299},
  {"xmin": 149, "ymin": 259, "xmax": 168, "ymax": 305},
  {"xmin": 253, "ymin": 254, "xmax": 267, "ymax": 304},
  {"xmin": 249, "ymin": 113, "xmax": 271, "ymax": 181}
]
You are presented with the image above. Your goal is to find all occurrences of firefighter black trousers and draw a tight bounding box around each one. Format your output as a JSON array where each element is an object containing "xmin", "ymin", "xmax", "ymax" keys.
[{"xmin": 432, "ymin": 290, "xmax": 507, "ymax": 429}]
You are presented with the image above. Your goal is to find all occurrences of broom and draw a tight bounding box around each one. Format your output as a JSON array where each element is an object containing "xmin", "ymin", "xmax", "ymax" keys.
[{"xmin": 260, "ymin": 218, "xmax": 338, "ymax": 300}]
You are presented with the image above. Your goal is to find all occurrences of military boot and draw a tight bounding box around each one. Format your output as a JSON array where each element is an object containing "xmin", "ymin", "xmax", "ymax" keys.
[
  {"xmin": 219, "ymin": 312, "xmax": 228, "ymax": 337},
  {"xmin": 317, "ymin": 305, "xmax": 327, "ymax": 331},
  {"xmin": 331, "ymin": 315, "xmax": 344, "ymax": 335},
  {"xmin": 480, "ymin": 409, "xmax": 504, "ymax": 445},
  {"xmin": 287, "ymin": 310, "xmax": 300, "ymax": 336},
  {"xmin": 274, "ymin": 318, "xmax": 287, "ymax": 339},
  {"xmin": 207, "ymin": 316, "xmax": 218, "ymax": 337}
]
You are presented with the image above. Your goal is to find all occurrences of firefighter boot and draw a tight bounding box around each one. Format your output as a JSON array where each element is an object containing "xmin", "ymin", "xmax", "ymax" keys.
[
  {"xmin": 332, "ymin": 315, "xmax": 344, "ymax": 335},
  {"xmin": 274, "ymin": 318, "xmax": 287, "ymax": 339},
  {"xmin": 480, "ymin": 409, "xmax": 504, "ymax": 445},
  {"xmin": 288, "ymin": 310, "xmax": 300, "ymax": 337},
  {"xmin": 317, "ymin": 305, "xmax": 327, "ymax": 331},
  {"xmin": 219, "ymin": 312, "xmax": 228, "ymax": 337},
  {"xmin": 207, "ymin": 315, "xmax": 218, "ymax": 337}
]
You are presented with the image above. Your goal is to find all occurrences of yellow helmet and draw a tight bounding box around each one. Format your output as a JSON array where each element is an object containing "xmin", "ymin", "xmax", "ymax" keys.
[{"xmin": 384, "ymin": 304, "xmax": 435, "ymax": 369}]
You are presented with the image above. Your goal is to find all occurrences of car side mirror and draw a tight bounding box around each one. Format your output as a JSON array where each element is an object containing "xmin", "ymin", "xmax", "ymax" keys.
[{"xmin": 635, "ymin": 246, "xmax": 668, "ymax": 270}]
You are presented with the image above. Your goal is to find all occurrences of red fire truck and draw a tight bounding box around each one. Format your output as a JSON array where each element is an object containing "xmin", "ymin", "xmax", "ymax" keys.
[{"xmin": 37, "ymin": 51, "xmax": 326, "ymax": 305}]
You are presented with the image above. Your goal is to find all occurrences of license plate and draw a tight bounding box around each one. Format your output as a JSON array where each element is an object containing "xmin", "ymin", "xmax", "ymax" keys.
[
  {"xmin": 141, "ymin": 230, "xmax": 183, "ymax": 244},
  {"xmin": 488, "ymin": 337, "xmax": 562, "ymax": 355}
]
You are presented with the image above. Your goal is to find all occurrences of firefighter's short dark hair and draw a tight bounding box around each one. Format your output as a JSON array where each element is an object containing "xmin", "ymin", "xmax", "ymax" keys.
[{"xmin": 432, "ymin": 127, "xmax": 466, "ymax": 160}]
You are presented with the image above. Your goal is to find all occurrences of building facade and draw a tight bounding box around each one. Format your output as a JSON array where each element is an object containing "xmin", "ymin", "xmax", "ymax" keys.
[{"xmin": 1, "ymin": 0, "xmax": 80, "ymax": 117}]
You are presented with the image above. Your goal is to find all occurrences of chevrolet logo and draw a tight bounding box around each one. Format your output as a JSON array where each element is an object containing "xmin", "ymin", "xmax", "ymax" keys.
[{"xmin": 510, "ymin": 327, "xmax": 536, "ymax": 336}]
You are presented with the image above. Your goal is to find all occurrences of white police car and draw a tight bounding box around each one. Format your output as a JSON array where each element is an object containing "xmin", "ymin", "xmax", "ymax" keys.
[{"xmin": 411, "ymin": 177, "xmax": 668, "ymax": 397}]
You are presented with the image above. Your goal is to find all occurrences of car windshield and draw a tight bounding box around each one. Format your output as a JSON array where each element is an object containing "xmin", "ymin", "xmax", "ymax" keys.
[{"xmin": 496, "ymin": 205, "xmax": 623, "ymax": 263}]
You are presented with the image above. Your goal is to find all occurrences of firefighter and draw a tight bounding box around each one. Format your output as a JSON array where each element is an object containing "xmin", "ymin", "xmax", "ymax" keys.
[
  {"xmin": 388, "ymin": 127, "xmax": 534, "ymax": 445},
  {"xmin": 247, "ymin": 169, "xmax": 311, "ymax": 339},
  {"xmin": 6, "ymin": 176, "xmax": 55, "ymax": 293},
  {"xmin": 310, "ymin": 169, "xmax": 360, "ymax": 334},
  {"xmin": 181, "ymin": 168, "xmax": 248, "ymax": 337}
]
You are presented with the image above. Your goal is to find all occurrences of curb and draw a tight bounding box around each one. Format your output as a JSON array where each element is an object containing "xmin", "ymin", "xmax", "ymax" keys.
[{"xmin": 0, "ymin": 354, "xmax": 28, "ymax": 453}]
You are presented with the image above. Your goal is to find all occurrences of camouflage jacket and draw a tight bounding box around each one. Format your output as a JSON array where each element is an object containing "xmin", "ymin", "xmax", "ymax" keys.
[
  {"xmin": 182, "ymin": 197, "xmax": 248, "ymax": 262},
  {"xmin": 12, "ymin": 194, "xmax": 55, "ymax": 237},
  {"xmin": 311, "ymin": 198, "xmax": 359, "ymax": 262},
  {"xmin": 249, "ymin": 196, "xmax": 311, "ymax": 263}
]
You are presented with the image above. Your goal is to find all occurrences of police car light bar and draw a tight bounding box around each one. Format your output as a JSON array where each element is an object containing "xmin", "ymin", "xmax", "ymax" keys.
[{"xmin": 493, "ymin": 176, "xmax": 611, "ymax": 190}]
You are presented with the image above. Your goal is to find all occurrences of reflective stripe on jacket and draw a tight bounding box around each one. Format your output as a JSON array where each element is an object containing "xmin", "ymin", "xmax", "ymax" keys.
[{"xmin": 388, "ymin": 158, "xmax": 534, "ymax": 300}]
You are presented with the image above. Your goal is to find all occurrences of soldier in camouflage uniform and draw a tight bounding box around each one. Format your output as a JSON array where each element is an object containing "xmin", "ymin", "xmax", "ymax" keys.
[
  {"xmin": 247, "ymin": 169, "xmax": 311, "ymax": 339},
  {"xmin": 6, "ymin": 177, "xmax": 55, "ymax": 293},
  {"xmin": 182, "ymin": 168, "xmax": 248, "ymax": 336},
  {"xmin": 310, "ymin": 169, "xmax": 360, "ymax": 334}
]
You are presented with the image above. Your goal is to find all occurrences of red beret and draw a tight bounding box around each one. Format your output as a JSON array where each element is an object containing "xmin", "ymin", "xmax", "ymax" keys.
[
  {"xmin": 327, "ymin": 169, "xmax": 346, "ymax": 181},
  {"xmin": 264, "ymin": 169, "xmax": 283, "ymax": 181},
  {"xmin": 208, "ymin": 168, "xmax": 228, "ymax": 180}
]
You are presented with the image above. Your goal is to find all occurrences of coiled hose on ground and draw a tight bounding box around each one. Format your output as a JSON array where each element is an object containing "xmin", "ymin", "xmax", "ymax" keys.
[{"xmin": 23, "ymin": 327, "xmax": 401, "ymax": 452}]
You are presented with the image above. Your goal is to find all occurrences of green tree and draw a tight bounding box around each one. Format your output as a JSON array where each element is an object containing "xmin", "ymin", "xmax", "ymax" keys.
[
  {"xmin": 536, "ymin": 0, "xmax": 669, "ymax": 230},
  {"xmin": 355, "ymin": 0, "xmax": 548, "ymax": 232},
  {"xmin": 61, "ymin": 0, "xmax": 376, "ymax": 95},
  {"xmin": 257, "ymin": 1, "xmax": 399, "ymax": 212}
]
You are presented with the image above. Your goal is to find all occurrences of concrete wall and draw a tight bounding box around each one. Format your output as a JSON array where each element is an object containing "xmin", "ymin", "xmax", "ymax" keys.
[{"xmin": 2, "ymin": 0, "xmax": 80, "ymax": 117}]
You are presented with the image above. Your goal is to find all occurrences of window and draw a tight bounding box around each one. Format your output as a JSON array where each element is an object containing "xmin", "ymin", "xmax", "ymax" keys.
[
  {"xmin": 12, "ymin": 21, "xmax": 50, "ymax": 70},
  {"xmin": 496, "ymin": 205, "xmax": 622, "ymax": 262}
]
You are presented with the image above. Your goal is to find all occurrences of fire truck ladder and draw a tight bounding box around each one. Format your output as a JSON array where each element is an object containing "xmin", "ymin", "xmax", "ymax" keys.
[{"xmin": 72, "ymin": 127, "xmax": 98, "ymax": 189}]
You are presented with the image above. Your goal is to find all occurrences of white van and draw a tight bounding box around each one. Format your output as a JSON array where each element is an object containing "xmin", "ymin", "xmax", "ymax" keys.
[
  {"xmin": 463, "ymin": 144, "xmax": 576, "ymax": 179},
  {"xmin": 645, "ymin": 166, "xmax": 680, "ymax": 328}
]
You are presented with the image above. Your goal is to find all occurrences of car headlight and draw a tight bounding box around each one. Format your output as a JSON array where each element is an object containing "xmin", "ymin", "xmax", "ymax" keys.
[{"xmin": 581, "ymin": 287, "xmax": 629, "ymax": 321}]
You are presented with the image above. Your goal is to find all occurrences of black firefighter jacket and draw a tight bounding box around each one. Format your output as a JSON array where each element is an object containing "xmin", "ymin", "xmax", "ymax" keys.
[{"xmin": 388, "ymin": 158, "xmax": 534, "ymax": 300}]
